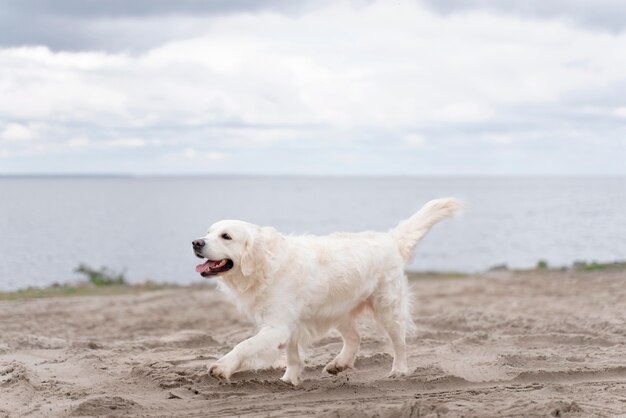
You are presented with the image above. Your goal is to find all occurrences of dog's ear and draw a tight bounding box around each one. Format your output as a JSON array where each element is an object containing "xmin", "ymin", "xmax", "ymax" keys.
[
  {"xmin": 240, "ymin": 226, "xmax": 281, "ymax": 279},
  {"xmin": 240, "ymin": 232, "xmax": 258, "ymax": 277}
]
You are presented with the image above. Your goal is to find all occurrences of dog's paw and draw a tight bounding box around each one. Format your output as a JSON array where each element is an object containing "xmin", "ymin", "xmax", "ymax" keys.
[
  {"xmin": 280, "ymin": 371, "xmax": 301, "ymax": 386},
  {"xmin": 388, "ymin": 368, "xmax": 409, "ymax": 378},
  {"xmin": 323, "ymin": 360, "xmax": 352, "ymax": 375},
  {"xmin": 208, "ymin": 363, "xmax": 230, "ymax": 381}
]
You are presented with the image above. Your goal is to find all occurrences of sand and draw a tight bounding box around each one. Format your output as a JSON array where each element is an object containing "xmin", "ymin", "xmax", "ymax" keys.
[{"xmin": 1, "ymin": 270, "xmax": 626, "ymax": 417}]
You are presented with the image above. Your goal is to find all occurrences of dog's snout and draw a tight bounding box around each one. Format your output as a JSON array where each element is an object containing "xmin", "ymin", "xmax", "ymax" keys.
[{"xmin": 192, "ymin": 239, "xmax": 205, "ymax": 249}]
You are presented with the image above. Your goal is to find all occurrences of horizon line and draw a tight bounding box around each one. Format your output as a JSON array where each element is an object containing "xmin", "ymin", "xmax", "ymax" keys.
[{"xmin": 1, "ymin": 173, "xmax": 625, "ymax": 179}]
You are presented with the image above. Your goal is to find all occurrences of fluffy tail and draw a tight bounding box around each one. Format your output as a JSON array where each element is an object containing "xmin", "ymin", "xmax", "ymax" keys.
[{"xmin": 390, "ymin": 197, "xmax": 463, "ymax": 262}]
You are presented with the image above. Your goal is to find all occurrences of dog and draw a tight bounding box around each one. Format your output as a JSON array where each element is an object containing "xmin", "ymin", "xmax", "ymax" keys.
[{"xmin": 192, "ymin": 197, "xmax": 462, "ymax": 385}]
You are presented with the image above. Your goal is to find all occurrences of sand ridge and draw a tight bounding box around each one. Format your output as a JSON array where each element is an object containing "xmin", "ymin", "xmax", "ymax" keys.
[{"xmin": 1, "ymin": 271, "xmax": 626, "ymax": 417}]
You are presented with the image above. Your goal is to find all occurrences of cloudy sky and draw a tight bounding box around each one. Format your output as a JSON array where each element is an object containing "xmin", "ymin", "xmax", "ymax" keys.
[{"xmin": 1, "ymin": 0, "xmax": 625, "ymax": 175}]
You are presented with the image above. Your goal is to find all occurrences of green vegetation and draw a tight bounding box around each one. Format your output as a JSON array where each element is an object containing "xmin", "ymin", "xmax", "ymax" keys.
[
  {"xmin": 74, "ymin": 263, "xmax": 126, "ymax": 286},
  {"xmin": 516, "ymin": 260, "xmax": 626, "ymax": 273},
  {"xmin": 573, "ymin": 261, "xmax": 626, "ymax": 272},
  {"xmin": 0, "ymin": 283, "xmax": 158, "ymax": 301},
  {"xmin": 407, "ymin": 271, "xmax": 469, "ymax": 281},
  {"xmin": 0, "ymin": 263, "xmax": 182, "ymax": 301}
]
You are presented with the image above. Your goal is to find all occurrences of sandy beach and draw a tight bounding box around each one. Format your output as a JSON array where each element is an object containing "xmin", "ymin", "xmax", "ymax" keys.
[{"xmin": 2, "ymin": 270, "xmax": 626, "ymax": 417}]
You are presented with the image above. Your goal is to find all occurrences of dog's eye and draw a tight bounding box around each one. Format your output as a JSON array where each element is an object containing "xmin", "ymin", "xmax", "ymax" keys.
[{"xmin": 221, "ymin": 233, "xmax": 232, "ymax": 240}]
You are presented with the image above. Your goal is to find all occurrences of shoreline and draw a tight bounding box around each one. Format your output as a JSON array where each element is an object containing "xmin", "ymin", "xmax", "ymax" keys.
[{"xmin": 2, "ymin": 260, "xmax": 624, "ymax": 301}]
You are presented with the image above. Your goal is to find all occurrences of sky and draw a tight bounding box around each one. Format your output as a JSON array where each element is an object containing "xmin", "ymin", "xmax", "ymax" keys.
[{"xmin": 0, "ymin": 0, "xmax": 625, "ymax": 176}]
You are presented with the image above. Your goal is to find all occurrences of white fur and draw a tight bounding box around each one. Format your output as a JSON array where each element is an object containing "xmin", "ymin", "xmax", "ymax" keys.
[{"xmin": 193, "ymin": 198, "xmax": 462, "ymax": 385}]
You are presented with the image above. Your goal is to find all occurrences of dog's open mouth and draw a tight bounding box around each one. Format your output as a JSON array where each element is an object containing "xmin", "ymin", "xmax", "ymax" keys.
[{"xmin": 195, "ymin": 259, "xmax": 234, "ymax": 277}]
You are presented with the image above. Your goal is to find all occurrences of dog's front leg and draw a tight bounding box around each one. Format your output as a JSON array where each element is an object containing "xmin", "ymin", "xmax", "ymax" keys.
[
  {"xmin": 280, "ymin": 338, "xmax": 303, "ymax": 385},
  {"xmin": 209, "ymin": 325, "xmax": 290, "ymax": 381}
]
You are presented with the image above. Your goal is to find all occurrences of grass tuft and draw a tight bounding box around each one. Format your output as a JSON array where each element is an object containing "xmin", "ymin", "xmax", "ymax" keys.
[{"xmin": 74, "ymin": 263, "xmax": 126, "ymax": 287}]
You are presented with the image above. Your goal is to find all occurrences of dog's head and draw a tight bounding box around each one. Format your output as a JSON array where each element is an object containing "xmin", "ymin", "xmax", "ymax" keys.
[{"xmin": 192, "ymin": 220, "xmax": 281, "ymax": 284}]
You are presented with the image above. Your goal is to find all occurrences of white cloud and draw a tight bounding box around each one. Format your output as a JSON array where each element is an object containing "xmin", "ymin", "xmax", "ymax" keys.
[
  {"xmin": 65, "ymin": 137, "xmax": 158, "ymax": 150},
  {"xmin": 0, "ymin": 123, "xmax": 38, "ymax": 141},
  {"xmin": 181, "ymin": 148, "xmax": 226, "ymax": 160},
  {"xmin": 484, "ymin": 134, "xmax": 514, "ymax": 145},
  {"xmin": 105, "ymin": 138, "xmax": 150, "ymax": 148},
  {"xmin": 403, "ymin": 134, "xmax": 426, "ymax": 147},
  {"xmin": 220, "ymin": 127, "xmax": 307, "ymax": 146},
  {"xmin": 612, "ymin": 107, "xmax": 626, "ymax": 118},
  {"xmin": 0, "ymin": 0, "xmax": 625, "ymax": 174},
  {"xmin": 3, "ymin": 1, "xmax": 625, "ymax": 129},
  {"xmin": 333, "ymin": 153, "xmax": 370, "ymax": 164},
  {"xmin": 67, "ymin": 138, "xmax": 90, "ymax": 148}
]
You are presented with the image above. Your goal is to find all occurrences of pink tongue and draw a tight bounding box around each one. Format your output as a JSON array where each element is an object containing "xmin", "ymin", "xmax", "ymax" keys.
[{"xmin": 196, "ymin": 261, "xmax": 216, "ymax": 273}]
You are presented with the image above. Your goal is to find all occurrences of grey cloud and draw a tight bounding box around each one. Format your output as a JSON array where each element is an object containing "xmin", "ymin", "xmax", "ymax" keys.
[
  {"xmin": 395, "ymin": 78, "xmax": 626, "ymax": 174},
  {"xmin": 420, "ymin": 0, "xmax": 626, "ymax": 32},
  {"xmin": 2, "ymin": 0, "xmax": 308, "ymax": 18},
  {"xmin": 0, "ymin": 0, "xmax": 324, "ymax": 51},
  {"xmin": 2, "ymin": 0, "xmax": 624, "ymax": 52}
]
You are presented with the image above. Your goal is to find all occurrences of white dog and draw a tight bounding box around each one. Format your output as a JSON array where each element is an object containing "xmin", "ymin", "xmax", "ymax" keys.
[{"xmin": 192, "ymin": 198, "xmax": 461, "ymax": 385}]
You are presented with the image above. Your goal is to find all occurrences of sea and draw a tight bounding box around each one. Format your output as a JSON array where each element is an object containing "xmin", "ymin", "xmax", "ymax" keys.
[{"xmin": 0, "ymin": 176, "xmax": 624, "ymax": 291}]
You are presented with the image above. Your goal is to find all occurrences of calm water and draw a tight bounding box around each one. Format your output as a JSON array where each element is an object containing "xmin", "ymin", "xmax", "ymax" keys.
[{"xmin": 1, "ymin": 176, "xmax": 625, "ymax": 291}]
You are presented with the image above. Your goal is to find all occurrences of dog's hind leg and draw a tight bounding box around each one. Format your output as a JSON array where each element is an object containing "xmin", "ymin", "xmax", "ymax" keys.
[
  {"xmin": 375, "ymin": 309, "xmax": 408, "ymax": 376},
  {"xmin": 371, "ymin": 283, "xmax": 410, "ymax": 376},
  {"xmin": 323, "ymin": 318, "xmax": 360, "ymax": 375}
]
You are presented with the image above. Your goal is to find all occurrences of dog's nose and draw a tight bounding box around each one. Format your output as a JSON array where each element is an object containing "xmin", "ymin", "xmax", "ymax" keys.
[{"xmin": 192, "ymin": 239, "xmax": 205, "ymax": 249}]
